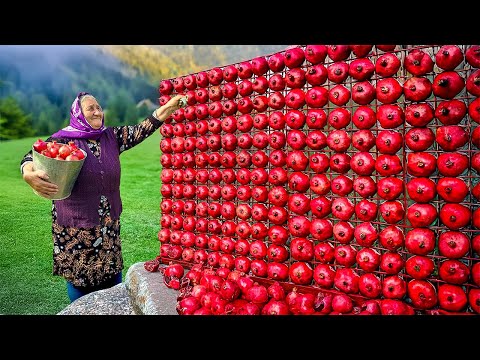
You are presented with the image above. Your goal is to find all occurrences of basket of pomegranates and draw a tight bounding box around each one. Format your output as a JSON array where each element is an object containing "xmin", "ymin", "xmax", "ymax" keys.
[{"xmin": 32, "ymin": 139, "xmax": 87, "ymax": 200}]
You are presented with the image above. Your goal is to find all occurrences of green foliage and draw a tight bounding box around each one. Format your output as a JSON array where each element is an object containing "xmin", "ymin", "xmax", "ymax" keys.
[
  {"xmin": 0, "ymin": 133, "xmax": 163, "ymax": 314},
  {"xmin": 0, "ymin": 96, "xmax": 35, "ymax": 139}
]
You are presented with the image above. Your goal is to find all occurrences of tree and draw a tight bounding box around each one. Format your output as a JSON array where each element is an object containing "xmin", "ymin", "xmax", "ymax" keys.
[
  {"xmin": 0, "ymin": 97, "xmax": 35, "ymax": 140},
  {"xmin": 105, "ymin": 90, "xmax": 136, "ymax": 126}
]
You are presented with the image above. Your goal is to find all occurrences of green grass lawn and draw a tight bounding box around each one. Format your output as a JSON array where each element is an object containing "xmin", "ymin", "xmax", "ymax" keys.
[{"xmin": 0, "ymin": 131, "xmax": 163, "ymax": 315}]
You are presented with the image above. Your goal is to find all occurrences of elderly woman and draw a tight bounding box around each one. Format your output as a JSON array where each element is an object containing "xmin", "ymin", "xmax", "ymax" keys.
[{"xmin": 21, "ymin": 91, "xmax": 183, "ymax": 302}]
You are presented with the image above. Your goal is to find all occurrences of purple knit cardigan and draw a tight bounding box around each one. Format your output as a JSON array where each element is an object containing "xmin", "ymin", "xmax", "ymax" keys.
[{"xmin": 54, "ymin": 127, "xmax": 122, "ymax": 228}]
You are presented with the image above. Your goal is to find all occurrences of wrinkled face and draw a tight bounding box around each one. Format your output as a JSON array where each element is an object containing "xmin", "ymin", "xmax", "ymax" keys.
[{"xmin": 81, "ymin": 97, "xmax": 103, "ymax": 129}]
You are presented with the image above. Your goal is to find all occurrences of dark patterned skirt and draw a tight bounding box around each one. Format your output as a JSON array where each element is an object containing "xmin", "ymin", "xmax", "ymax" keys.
[{"xmin": 52, "ymin": 195, "xmax": 123, "ymax": 287}]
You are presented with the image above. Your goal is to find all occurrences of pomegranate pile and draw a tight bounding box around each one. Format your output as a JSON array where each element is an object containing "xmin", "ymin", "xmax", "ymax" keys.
[
  {"xmin": 154, "ymin": 45, "xmax": 480, "ymax": 315},
  {"xmin": 33, "ymin": 139, "xmax": 85, "ymax": 161}
]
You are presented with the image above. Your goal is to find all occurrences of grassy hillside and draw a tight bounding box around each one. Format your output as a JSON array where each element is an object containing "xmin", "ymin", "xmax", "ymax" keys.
[
  {"xmin": 97, "ymin": 45, "xmax": 288, "ymax": 83},
  {"xmin": 0, "ymin": 131, "xmax": 163, "ymax": 314}
]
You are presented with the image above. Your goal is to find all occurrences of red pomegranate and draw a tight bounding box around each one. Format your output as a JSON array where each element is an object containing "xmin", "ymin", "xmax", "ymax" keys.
[
  {"xmin": 333, "ymin": 267, "xmax": 359, "ymax": 294},
  {"xmin": 376, "ymin": 104, "xmax": 405, "ymax": 129},
  {"xmin": 358, "ymin": 273, "xmax": 382, "ymax": 299},
  {"xmin": 405, "ymin": 127, "xmax": 435, "ymax": 151},
  {"xmin": 436, "ymin": 125, "xmax": 469, "ymax": 151},
  {"xmin": 353, "ymin": 176, "xmax": 377, "ymax": 198},
  {"xmin": 438, "ymin": 231, "xmax": 470, "ymax": 259},
  {"xmin": 328, "ymin": 84, "xmax": 351, "ymax": 106},
  {"xmin": 333, "ymin": 221, "xmax": 355, "ymax": 244},
  {"xmin": 405, "ymin": 103, "xmax": 434, "ymax": 127},
  {"xmin": 379, "ymin": 201, "xmax": 405, "ymax": 224},
  {"xmin": 406, "ymin": 177, "xmax": 436, "ymax": 203},
  {"xmin": 404, "ymin": 49, "xmax": 434, "ymax": 76},
  {"xmin": 432, "ymin": 71, "xmax": 465, "ymax": 99},
  {"xmin": 375, "ymin": 154, "xmax": 403, "ymax": 176},
  {"xmin": 355, "ymin": 199, "xmax": 378, "ymax": 222},
  {"xmin": 309, "ymin": 153, "xmax": 330, "ymax": 173},
  {"xmin": 285, "ymin": 68, "xmax": 306, "ymax": 89},
  {"xmin": 377, "ymin": 45, "xmax": 397, "ymax": 52},
  {"xmin": 437, "ymin": 152, "xmax": 469, "ymax": 177},
  {"xmin": 327, "ymin": 45, "xmax": 351, "ymax": 61},
  {"xmin": 439, "ymin": 203, "xmax": 471, "ymax": 230},
  {"xmin": 375, "ymin": 53, "xmax": 401, "ymax": 77},
  {"xmin": 306, "ymin": 109, "xmax": 327, "ymax": 129},
  {"xmin": 349, "ymin": 58, "xmax": 375, "ymax": 81},
  {"xmin": 352, "ymin": 106, "xmax": 376, "ymax": 129},
  {"xmin": 436, "ymin": 177, "xmax": 468, "ymax": 203},
  {"xmin": 435, "ymin": 99, "xmax": 467, "ymax": 125},
  {"xmin": 326, "ymin": 129, "xmax": 351, "ymax": 152},
  {"xmin": 288, "ymin": 216, "xmax": 311, "ymax": 237},
  {"xmin": 380, "ymin": 299, "xmax": 415, "ymax": 315},
  {"xmin": 403, "ymin": 76, "xmax": 432, "ymax": 102},
  {"xmin": 439, "ymin": 259, "xmax": 470, "ymax": 285},
  {"xmin": 266, "ymin": 263, "xmax": 289, "ymax": 282},
  {"xmin": 435, "ymin": 45, "xmax": 464, "ymax": 70},
  {"xmin": 313, "ymin": 264, "xmax": 336, "ymax": 288},
  {"xmin": 354, "ymin": 221, "xmax": 378, "ymax": 247},
  {"xmin": 305, "ymin": 44, "xmax": 328, "ymax": 64},
  {"xmin": 352, "ymin": 129, "xmax": 375, "ymax": 152},
  {"xmin": 331, "ymin": 197, "xmax": 355, "ymax": 221},
  {"xmin": 330, "ymin": 153, "xmax": 351, "ymax": 174},
  {"xmin": 469, "ymin": 288, "xmax": 480, "ymax": 314},
  {"xmin": 350, "ymin": 45, "xmax": 373, "ymax": 58},
  {"xmin": 407, "ymin": 279, "xmax": 438, "ymax": 309},
  {"xmin": 438, "ymin": 284, "xmax": 467, "ymax": 312},
  {"xmin": 268, "ymin": 52, "xmax": 285, "ymax": 72},
  {"xmin": 376, "ymin": 78, "xmax": 403, "ymax": 104},
  {"xmin": 406, "ymin": 152, "xmax": 437, "ymax": 177},
  {"xmin": 379, "ymin": 252, "xmax": 404, "ymax": 275},
  {"xmin": 356, "ymin": 248, "xmax": 381, "ymax": 272},
  {"xmin": 378, "ymin": 225, "xmax": 404, "ymax": 251},
  {"xmin": 468, "ymin": 63, "xmax": 480, "ymax": 95},
  {"xmin": 382, "ymin": 275, "xmax": 407, "ymax": 299},
  {"xmin": 327, "ymin": 61, "xmax": 349, "ymax": 84},
  {"xmin": 289, "ymin": 261, "xmax": 313, "ymax": 285},
  {"xmin": 311, "ymin": 219, "xmax": 334, "ymax": 242},
  {"xmin": 331, "ymin": 294, "xmax": 354, "ymax": 314},
  {"xmin": 284, "ymin": 47, "xmax": 305, "ymax": 69},
  {"xmin": 351, "ymin": 81, "xmax": 376, "ymax": 105},
  {"xmin": 407, "ymin": 203, "xmax": 438, "ymax": 228},
  {"xmin": 331, "ymin": 175, "xmax": 353, "ymax": 196},
  {"xmin": 306, "ymin": 64, "xmax": 328, "ymax": 86},
  {"xmin": 405, "ymin": 228, "xmax": 436, "ymax": 255},
  {"xmin": 377, "ymin": 177, "xmax": 404, "ymax": 201},
  {"xmin": 405, "ymin": 255, "xmax": 435, "ymax": 280},
  {"xmin": 314, "ymin": 242, "xmax": 335, "ymax": 263},
  {"xmin": 469, "ymin": 97, "xmax": 480, "ymax": 124},
  {"xmin": 466, "ymin": 45, "xmax": 480, "ymax": 68},
  {"xmin": 305, "ymin": 87, "xmax": 329, "ymax": 108},
  {"xmin": 376, "ymin": 130, "xmax": 403, "ymax": 154}
]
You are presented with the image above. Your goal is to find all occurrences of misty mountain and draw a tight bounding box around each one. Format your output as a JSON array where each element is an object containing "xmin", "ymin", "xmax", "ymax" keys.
[{"xmin": 0, "ymin": 45, "xmax": 288, "ymax": 137}]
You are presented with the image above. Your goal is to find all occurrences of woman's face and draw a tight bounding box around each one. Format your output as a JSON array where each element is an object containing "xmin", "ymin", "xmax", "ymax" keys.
[{"xmin": 81, "ymin": 97, "xmax": 103, "ymax": 129}]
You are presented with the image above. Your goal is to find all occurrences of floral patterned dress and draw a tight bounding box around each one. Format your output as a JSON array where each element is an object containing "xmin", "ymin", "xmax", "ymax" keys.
[{"xmin": 21, "ymin": 116, "xmax": 161, "ymax": 287}]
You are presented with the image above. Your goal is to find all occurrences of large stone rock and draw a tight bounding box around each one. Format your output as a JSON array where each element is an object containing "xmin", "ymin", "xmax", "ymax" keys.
[
  {"xmin": 57, "ymin": 282, "xmax": 135, "ymax": 315},
  {"xmin": 57, "ymin": 262, "xmax": 178, "ymax": 315},
  {"xmin": 125, "ymin": 262, "xmax": 178, "ymax": 315}
]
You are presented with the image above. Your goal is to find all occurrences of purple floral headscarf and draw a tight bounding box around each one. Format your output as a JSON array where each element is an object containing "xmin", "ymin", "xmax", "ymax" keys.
[{"xmin": 52, "ymin": 91, "xmax": 106, "ymax": 139}]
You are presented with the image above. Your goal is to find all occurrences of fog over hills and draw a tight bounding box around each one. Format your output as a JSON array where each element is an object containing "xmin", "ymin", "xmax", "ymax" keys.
[
  {"xmin": 0, "ymin": 44, "xmax": 289, "ymax": 136},
  {"xmin": 0, "ymin": 44, "xmax": 289, "ymax": 96}
]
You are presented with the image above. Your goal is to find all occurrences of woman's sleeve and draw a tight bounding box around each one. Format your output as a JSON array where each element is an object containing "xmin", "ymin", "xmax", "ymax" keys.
[{"xmin": 113, "ymin": 115, "xmax": 163, "ymax": 154}]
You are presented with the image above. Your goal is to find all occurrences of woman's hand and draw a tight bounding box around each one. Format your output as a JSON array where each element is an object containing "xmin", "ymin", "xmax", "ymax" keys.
[
  {"xmin": 153, "ymin": 95, "xmax": 186, "ymax": 122},
  {"xmin": 22, "ymin": 162, "xmax": 59, "ymax": 198}
]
